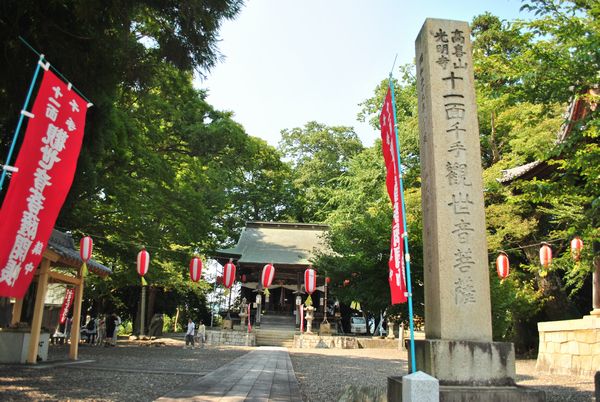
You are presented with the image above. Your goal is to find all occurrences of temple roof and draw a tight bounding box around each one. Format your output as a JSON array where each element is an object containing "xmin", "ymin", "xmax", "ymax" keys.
[
  {"xmin": 498, "ymin": 88, "xmax": 597, "ymax": 184},
  {"xmin": 216, "ymin": 221, "xmax": 330, "ymax": 267},
  {"xmin": 47, "ymin": 230, "xmax": 112, "ymax": 277}
]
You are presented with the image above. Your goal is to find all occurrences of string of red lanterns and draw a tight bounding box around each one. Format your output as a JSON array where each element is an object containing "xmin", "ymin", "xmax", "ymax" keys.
[{"xmin": 495, "ymin": 237, "xmax": 584, "ymax": 280}]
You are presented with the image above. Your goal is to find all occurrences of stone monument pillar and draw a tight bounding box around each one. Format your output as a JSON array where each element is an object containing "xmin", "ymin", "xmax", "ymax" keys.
[{"xmin": 401, "ymin": 19, "xmax": 544, "ymax": 400}]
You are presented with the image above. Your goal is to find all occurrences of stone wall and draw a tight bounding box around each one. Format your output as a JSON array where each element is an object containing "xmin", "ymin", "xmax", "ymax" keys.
[
  {"xmin": 536, "ymin": 315, "xmax": 600, "ymax": 377},
  {"xmin": 205, "ymin": 329, "xmax": 255, "ymax": 347}
]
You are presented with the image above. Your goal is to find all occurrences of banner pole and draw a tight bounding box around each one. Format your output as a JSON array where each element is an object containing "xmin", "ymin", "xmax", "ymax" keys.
[
  {"xmin": 389, "ymin": 74, "xmax": 417, "ymax": 373},
  {"xmin": 0, "ymin": 54, "xmax": 44, "ymax": 191}
]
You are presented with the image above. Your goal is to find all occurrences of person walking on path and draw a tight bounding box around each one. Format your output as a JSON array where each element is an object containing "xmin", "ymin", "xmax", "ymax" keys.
[
  {"xmin": 105, "ymin": 314, "xmax": 117, "ymax": 346},
  {"xmin": 195, "ymin": 320, "xmax": 206, "ymax": 348},
  {"xmin": 111, "ymin": 314, "xmax": 121, "ymax": 346},
  {"xmin": 185, "ymin": 318, "xmax": 195, "ymax": 349}
]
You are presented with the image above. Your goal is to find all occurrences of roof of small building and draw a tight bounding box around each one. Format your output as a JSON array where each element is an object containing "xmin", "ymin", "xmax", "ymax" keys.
[
  {"xmin": 217, "ymin": 221, "xmax": 330, "ymax": 266},
  {"xmin": 47, "ymin": 230, "xmax": 111, "ymax": 277},
  {"xmin": 498, "ymin": 88, "xmax": 596, "ymax": 184}
]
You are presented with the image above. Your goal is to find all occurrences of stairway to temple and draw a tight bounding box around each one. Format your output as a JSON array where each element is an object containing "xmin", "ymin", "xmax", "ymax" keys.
[{"xmin": 255, "ymin": 313, "xmax": 297, "ymax": 347}]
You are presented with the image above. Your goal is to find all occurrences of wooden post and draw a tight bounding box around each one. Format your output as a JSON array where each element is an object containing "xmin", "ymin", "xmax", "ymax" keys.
[
  {"xmin": 140, "ymin": 284, "xmax": 147, "ymax": 336},
  {"xmin": 26, "ymin": 258, "xmax": 50, "ymax": 364},
  {"xmin": 11, "ymin": 297, "xmax": 24, "ymax": 326},
  {"xmin": 69, "ymin": 265, "xmax": 85, "ymax": 360}
]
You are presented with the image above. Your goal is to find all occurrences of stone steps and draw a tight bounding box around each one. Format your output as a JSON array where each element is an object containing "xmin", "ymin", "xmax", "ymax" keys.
[{"xmin": 254, "ymin": 329, "xmax": 296, "ymax": 347}]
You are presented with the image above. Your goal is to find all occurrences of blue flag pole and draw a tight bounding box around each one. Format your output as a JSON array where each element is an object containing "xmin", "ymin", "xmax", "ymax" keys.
[
  {"xmin": 0, "ymin": 54, "xmax": 45, "ymax": 191},
  {"xmin": 389, "ymin": 73, "xmax": 417, "ymax": 373}
]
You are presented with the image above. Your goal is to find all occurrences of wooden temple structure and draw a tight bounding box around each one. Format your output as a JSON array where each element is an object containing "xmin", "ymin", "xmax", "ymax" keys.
[
  {"xmin": 215, "ymin": 221, "xmax": 330, "ymax": 315},
  {"xmin": 1, "ymin": 229, "xmax": 111, "ymax": 363}
]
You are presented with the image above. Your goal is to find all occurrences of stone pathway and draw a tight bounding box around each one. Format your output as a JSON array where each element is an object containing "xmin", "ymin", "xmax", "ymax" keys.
[{"xmin": 156, "ymin": 346, "xmax": 302, "ymax": 402}]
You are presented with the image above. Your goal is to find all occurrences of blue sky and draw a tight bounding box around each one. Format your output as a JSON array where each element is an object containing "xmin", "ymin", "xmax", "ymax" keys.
[{"xmin": 197, "ymin": 0, "xmax": 528, "ymax": 147}]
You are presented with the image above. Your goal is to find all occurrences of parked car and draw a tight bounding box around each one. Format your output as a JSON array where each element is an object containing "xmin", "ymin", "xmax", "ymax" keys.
[{"xmin": 350, "ymin": 316, "xmax": 367, "ymax": 334}]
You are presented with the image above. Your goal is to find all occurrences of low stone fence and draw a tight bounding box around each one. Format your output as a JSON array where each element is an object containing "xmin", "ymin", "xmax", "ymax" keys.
[
  {"xmin": 293, "ymin": 334, "xmax": 404, "ymax": 349},
  {"xmin": 205, "ymin": 329, "xmax": 255, "ymax": 347},
  {"xmin": 536, "ymin": 314, "xmax": 599, "ymax": 377}
]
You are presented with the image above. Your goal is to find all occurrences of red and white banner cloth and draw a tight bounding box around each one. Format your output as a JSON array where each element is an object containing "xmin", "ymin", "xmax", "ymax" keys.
[
  {"xmin": 59, "ymin": 287, "xmax": 75, "ymax": 324},
  {"xmin": 380, "ymin": 87, "xmax": 407, "ymax": 304},
  {"xmin": 0, "ymin": 69, "xmax": 89, "ymax": 298}
]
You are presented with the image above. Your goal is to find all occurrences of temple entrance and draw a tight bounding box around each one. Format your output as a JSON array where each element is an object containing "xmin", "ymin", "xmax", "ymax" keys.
[{"xmin": 216, "ymin": 221, "xmax": 330, "ymax": 330}]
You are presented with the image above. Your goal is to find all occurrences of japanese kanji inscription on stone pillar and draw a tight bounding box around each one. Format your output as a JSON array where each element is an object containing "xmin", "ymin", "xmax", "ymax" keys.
[{"xmin": 416, "ymin": 18, "xmax": 492, "ymax": 341}]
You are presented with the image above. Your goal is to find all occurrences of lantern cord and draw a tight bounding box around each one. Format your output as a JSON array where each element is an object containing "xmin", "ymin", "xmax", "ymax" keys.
[
  {"xmin": 18, "ymin": 36, "xmax": 93, "ymax": 105},
  {"xmin": 389, "ymin": 72, "xmax": 417, "ymax": 373}
]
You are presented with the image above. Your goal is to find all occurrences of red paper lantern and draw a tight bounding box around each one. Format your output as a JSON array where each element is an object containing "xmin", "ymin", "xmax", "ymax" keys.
[
  {"xmin": 79, "ymin": 236, "xmax": 93, "ymax": 262},
  {"xmin": 496, "ymin": 252, "xmax": 509, "ymax": 279},
  {"xmin": 570, "ymin": 237, "xmax": 583, "ymax": 261},
  {"xmin": 304, "ymin": 267, "xmax": 317, "ymax": 295},
  {"xmin": 539, "ymin": 244, "xmax": 552, "ymax": 268},
  {"xmin": 137, "ymin": 248, "xmax": 150, "ymax": 276},
  {"xmin": 261, "ymin": 263, "xmax": 275, "ymax": 289},
  {"xmin": 343, "ymin": 279, "xmax": 350, "ymax": 287},
  {"xmin": 241, "ymin": 274, "xmax": 247, "ymax": 283},
  {"xmin": 223, "ymin": 260, "xmax": 236, "ymax": 289},
  {"xmin": 325, "ymin": 276, "xmax": 331, "ymax": 284},
  {"xmin": 189, "ymin": 257, "xmax": 202, "ymax": 282}
]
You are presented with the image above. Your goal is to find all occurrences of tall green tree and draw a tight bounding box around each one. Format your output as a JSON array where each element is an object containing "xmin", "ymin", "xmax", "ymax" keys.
[{"xmin": 278, "ymin": 121, "xmax": 364, "ymax": 222}]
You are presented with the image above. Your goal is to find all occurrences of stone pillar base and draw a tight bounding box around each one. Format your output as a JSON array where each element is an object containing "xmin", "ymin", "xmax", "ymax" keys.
[
  {"xmin": 388, "ymin": 377, "xmax": 545, "ymax": 402},
  {"xmin": 410, "ymin": 339, "xmax": 516, "ymax": 386}
]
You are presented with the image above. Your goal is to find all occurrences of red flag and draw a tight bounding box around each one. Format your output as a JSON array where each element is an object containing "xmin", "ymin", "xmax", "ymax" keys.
[
  {"xmin": 247, "ymin": 303, "xmax": 252, "ymax": 332},
  {"xmin": 0, "ymin": 69, "xmax": 89, "ymax": 298},
  {"xmin": 59, "ymin": 287, "xmax": 75, "ymax": 324},
  {"xmin": 380, "ymin": 87, "xmax": 407, "ymax": 304}
]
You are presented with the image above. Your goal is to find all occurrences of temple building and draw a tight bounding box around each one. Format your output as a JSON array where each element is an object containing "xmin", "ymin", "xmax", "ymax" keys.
[{"xmin": 215, "ymin": 221, "xmax": 330, "ymax": 318}]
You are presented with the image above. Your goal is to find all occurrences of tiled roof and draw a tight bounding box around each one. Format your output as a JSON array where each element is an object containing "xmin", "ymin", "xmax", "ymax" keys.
[{"xmin": 217, "ymin": 221, "xmax": 330, "ymax": 266}]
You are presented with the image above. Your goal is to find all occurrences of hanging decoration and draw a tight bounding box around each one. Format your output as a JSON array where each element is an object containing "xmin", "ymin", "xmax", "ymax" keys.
[
  {"xmin": 137, "ymin": 248, "xmax": 150, "ymax": 286},
  {"xmin": 343, "ymin": 279, "xmax": 350, "ymax": 287},
  {"xmin": 570, "ymin": 237, "xmax": 583, "ymax": 262},
  {"xmin": 79, "ymin": 236, "xmax": 93, "ymax": 277},
  {"xmin": 325, "ymin": 277, "xmax": 331, "ymax": 284},
  {"xmin": 304, "ymin": 267, "xmax": 317, "ymax": 306},
  {"xmin": 304, "ymin": 267, "xmax": 317, "ymax": 294},
  {"xmin": 223, "ymin": 259, "xmax": 236, "ymax": 289},
  {"xmin": 261, "ymin": 263, "xmax": 275, "ymax": 289},
  {"xmin": 189, "ymin": 257, "xmax": 202, "ymax": 282},
  {"xmin": 496, "ymin": 252, "xmax": 509, "ymax": 280},
  {"xmin": 0, "ymin": 62, "xmax": 91, "ymax": 298},
  {"xmin": 539, "ymin": 243, "xmax": 552, "ymax": 268},
  {"xmin": 59, "ymin": 287, "xmax": 75, "ymax": 325}
]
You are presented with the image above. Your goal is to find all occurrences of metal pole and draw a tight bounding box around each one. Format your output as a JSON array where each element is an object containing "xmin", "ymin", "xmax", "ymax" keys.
[
  {"xmin": 0, "ymin": 55, "xmax": 44, "ymax": 191},
  {"xmin": 389, "ymin": 75, "xmax": 417, "ymax": 372},
  {"xmin": 226, "ymin": 288, "xmax": 232, "ymax": 320},
  {"xmin": 140, "ymin": 285, "xmax": 147, "ymax": 336},
  {"xmin": 323, "ymin": 282, "xmax": 328, "ymax": 323}
]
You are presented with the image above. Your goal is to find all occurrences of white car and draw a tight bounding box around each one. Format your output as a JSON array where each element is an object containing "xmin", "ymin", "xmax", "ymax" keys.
[{"xmin": 350, "ymin": 316, "xmax": 367, "ymax": 334}]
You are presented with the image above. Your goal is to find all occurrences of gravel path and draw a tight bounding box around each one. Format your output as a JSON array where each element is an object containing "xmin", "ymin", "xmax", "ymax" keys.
[
  {"xmin": 0, "ymin": 340, "xmax": 595, "ymax": 401},
  {"xmin": 0, "ymin": 339, "xmax": 251, "ymax": 401},
  {"xmin": 288, "ymin": 347, "xmax": 595, "ymax": 402}
]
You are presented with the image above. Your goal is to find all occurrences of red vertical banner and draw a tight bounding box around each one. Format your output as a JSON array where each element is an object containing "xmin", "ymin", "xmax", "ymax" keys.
[
  {"xmin": 59, "ymin": 287, "xmax": 75, "ymax": 324},
  {"xmin": 0, "ymin": 69, "xmax": 89, "ymax": 298},
  {"xmin": 247, "ymin": 303, "xmax": 252, "ymax": 332},
  {"xmin": 380, "ymin": 87, "xmax": 408, "ymax": 304}
]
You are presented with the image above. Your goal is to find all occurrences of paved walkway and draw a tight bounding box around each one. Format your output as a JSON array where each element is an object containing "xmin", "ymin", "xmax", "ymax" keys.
[{"xmin": 156, "ymin": 347, "xmax": 302, "ymax": 402}]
